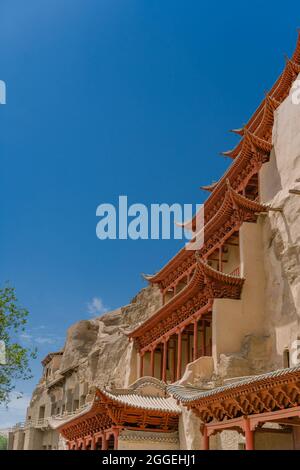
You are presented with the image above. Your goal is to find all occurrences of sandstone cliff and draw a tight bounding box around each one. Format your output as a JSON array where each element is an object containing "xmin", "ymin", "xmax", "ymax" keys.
[{"xmin": 26, "ymin": 284, "xmax": 161, "ymax": 428}]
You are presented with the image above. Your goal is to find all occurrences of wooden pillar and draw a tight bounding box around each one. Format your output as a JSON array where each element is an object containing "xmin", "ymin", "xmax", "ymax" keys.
[
  {"xmin": 208, "ymin": 321, "xmax": 212, "ymax": 356},
  {"xmin": 176, "ymin": 329, "xmax": 182, "ymax": 380},
  {"xmin": 218, "ymin": 245, "xmax": 223, "ymax": 272},
  {"xmin": 202, "ymin": 425, "xmax": 209, "ymax": 450},
  {"xmin": 193, "ymin": 319, "xmax": 198, "ymax": 361},
  {"xmin": 150, "ymin": 347, "xmax": 155, "ymax": 377},
  {"xmin": 162, "ymin": 339, "xmax": 168, "ymax": 382},
  {"xmin": 113, "ymin": 429, "xmax": 119, "ymax": 450},
  {"xmin": 102, "ymin": 434, "xmax": 108, "ymax": 450},
  {"xmin": 160, "ymin": 346, "xmax": 163, "ymax": 379},
  {"xmin": 201, "ymin": 319, "xmax": 206, "ymax": 356},
  {"xmin": 243, "ymin": 418, "xmax": 254, "ymax": 450},
  {"xmin": 175, "ymin": 280, "xmax": 179, "ymax": 296},
  {"xmin": 139, "ymin": 352, "xmax": 144, "ymax": 378},
  {"xmin": 186, "ymin": 331, "xmax": 190, "ymax": 365},
  {"xmin": 91, "ymin": 435, "xmax": 95, "ymax": 450},
  {"xmin": 82, "ymin": 439, "xmax": 86, "ymax": 450},
  {"xmin": 173, "ymin": 338, "xmax": 177, "ymax": 383}
]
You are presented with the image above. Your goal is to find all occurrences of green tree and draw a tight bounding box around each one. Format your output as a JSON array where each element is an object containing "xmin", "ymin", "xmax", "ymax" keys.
[
  {"xmin": 0, "ymin": 284, "xmax": 37, "ymax": 405},
  {"xmin": 0, "ymin": 435, "xmax": 8, "ymax": 450}
]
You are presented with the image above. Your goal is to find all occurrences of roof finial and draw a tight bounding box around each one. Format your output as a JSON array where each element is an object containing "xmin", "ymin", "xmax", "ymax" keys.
[
  {"xmin": 219, "ymin": 150, "xmax": 235, "ymax": 159},
  {"xmin": 229, "ymin": 127, "xmax": 245, "ymax": 136}
]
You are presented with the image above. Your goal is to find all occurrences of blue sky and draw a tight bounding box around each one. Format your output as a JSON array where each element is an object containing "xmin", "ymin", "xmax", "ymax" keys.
[{"xmin": 0, "ymin": 0, "xmax": 299, "ymax": 426}]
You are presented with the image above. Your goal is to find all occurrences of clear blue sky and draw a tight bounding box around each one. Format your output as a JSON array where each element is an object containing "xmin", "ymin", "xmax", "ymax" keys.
[{"xmin": 0, "ymin": 0, "xmax": 298, "ymax": 425}]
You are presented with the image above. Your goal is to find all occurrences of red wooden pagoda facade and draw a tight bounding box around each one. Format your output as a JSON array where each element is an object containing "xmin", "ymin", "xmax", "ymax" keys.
[
  {"xmin": 53, "ymin": 378, "xmax": 180, "ymax": 450},
  {"xmin": 55, "ymin": 32, "xmax": 300, "ymax": 450},
  {"xmin": 168, "ymin": 365, "xmax": 300, "ymax": 450},
  {"xmin": 129, "ymin": 31, "xmax": 300, "ymax": 386}
]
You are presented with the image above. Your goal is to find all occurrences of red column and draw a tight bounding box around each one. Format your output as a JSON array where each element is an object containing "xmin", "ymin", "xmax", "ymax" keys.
[
  {"xmin": 186, "ymin": 332, "xmax": 190, "ymax": 365},
  {"xmin": 176, "ymin": 329, "xmax": 182, "ymax": 380},
  {"xmin": 113, "ymin": 429, "xmax": 119, "ymax": 450},
  {"xmin": 173, "ymin": 284, "xmax": 176, "ymax": 296},
  {"xmin": 202, "ymin": 426, "xmax": 209, "ymax": 450},
  {"xmin": 139, "ymin": 352, "xmax": 144, "ymax": 378},
  {"xmin": 162, "ymin": 339, "xmax": 168, "ymax": 382},
  {"xmin": 201, "ymin": 319, "xmax": 206, "ymax": 356},
  {"xmin": 102, "ymin": 434, "xmax": 108, "ymax": 450},
  {"xmin": 173, "ymin": 338, "xmax": 177, "ymax": 382},
  {"xmin": 91, "ymin": 436, "xmax": 95, "ymax": 450},
  {"xmin": 243, "ymin": 418, "xmax": 254, "ymax": 450},
  {"xmin": 193, "ymin": 319, "xmax": 198, "ymax": 361},
  {"xmin": 150, "ymin": 347, "xmax": 155, "ymax": 377},
  {"xmin": 219, "ymin": 245, "xmax": 223, "ymax": 272}
]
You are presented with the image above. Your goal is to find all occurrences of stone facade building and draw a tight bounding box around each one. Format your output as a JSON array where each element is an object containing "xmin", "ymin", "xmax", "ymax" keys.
[{"xmin": 8, "ymin": 33, "xmax": 300, "ymax": 450}]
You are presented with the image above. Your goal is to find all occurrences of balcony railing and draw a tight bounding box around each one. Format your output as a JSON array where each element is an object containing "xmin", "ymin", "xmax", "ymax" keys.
[
  {"xmin": 10, "ymin": 403, "xmax": 90, "ymax": 433},
  {"xmin": 52, "ymin": 402, "xmax": 90, "ymax": 420},
  {"xmin": 10, "ymin": 418, "xmax": 49, "ymax": 431},
  {"xmin": 230, "ymin": 266, "xmax": 240, "ymax": 277}
]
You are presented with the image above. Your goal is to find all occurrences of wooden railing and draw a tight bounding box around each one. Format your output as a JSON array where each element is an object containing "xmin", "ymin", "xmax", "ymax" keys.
[
  {"xmin": 11, "ymin": 418, "xmax": 48, "ymax": 430},
  {"xmin": 230, "ymin": 266, "xmax": 240, "ymax": 277},
  {"xmin": 52, "ymin": 403, "xmax": 89, "ymax": 420},
  {"xmin": 10, "ymin": 403, "xmax": 90, "ymax": 432}
]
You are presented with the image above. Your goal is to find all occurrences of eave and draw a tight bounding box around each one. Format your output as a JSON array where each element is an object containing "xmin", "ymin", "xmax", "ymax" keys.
[
  {"xmin": 129, "ymin": 254, "xmax": 246, "ymax": 350},
  {"xmin": 146, "ymin": 32, "xmax": 300, "ymax": 288},
  {"xmin": 167, "ymin": 366, "xmax": 300, "ymax": 423}
]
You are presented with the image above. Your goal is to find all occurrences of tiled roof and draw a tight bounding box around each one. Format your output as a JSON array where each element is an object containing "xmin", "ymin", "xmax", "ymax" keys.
[
  {"xmin": 100, "ymin": 389, "xmax": 181, "ymax": 414},
  {"xmin": 111, "ymin": 376, "xmax": 166, "ymax": 395},
  {"xmin": 197, "ymin": 257, "xmax": 244, "ymax": 283},
  {"xmin": 167, "ymin": 366, "xmax": 300, "ymax": 403}
]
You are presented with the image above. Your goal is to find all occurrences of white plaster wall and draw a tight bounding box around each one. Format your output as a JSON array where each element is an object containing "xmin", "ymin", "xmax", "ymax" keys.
[{"xmin": 213, "ymin": 222, "xmax": 266, "ymax": 364}]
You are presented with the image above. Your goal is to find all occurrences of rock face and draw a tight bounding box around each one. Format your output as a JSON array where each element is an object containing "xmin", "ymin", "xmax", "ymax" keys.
[
  {"xmin": 60, "ymin": 284, "xmax": 162, "ymax": 390},
  {"xmin": 17, "ymin": 284, "xmax": 161, "ymax": 450},
  {"xmin": 217, "ymin": 335, "xmax": 272, "ymax": 379},
  {"xmin": 60, "ymin": 320, "xmax": 99, "ymax": 372},
  {"xmin": 87, "ymin": 285, "xmax": 162, "ymax": 389},
  {"xmin": 260, "ymin": 78, "xmax": 300, "ymax": 372}
]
